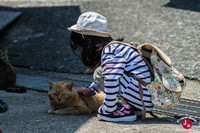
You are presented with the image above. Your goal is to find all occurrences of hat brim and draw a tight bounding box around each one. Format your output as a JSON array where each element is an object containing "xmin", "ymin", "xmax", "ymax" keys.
[{"xmin": 68, "ymin": 25, "xmax": 112, "ymax": 37}]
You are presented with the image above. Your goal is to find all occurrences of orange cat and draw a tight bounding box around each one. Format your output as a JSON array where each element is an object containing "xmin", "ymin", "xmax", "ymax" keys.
[{"xmin": 47, "ymin": 80, "xmax": 104, "ymax": 115}]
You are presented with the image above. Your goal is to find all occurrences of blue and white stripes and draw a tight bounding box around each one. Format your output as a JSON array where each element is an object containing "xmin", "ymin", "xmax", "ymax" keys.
[{"xmin": 98, "ymin": 42, "xmax": 153, "ymax": 115}]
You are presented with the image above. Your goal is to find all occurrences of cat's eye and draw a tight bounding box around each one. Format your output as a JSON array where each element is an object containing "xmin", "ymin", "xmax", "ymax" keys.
[{"xmin": 53, "ymin": 93, "xmax": 58, "ymax": 96}]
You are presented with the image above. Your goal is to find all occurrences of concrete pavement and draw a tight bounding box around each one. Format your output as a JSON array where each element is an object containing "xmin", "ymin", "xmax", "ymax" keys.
[{"xmin": 0, "ymin": 67, "xmax": 200, "ymax": 133}]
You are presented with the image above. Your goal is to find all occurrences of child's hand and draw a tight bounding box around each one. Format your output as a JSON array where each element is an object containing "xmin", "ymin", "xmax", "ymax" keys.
[{"xmin": 76, "ymin": 88, "xmax": 92, "ymax": 96}]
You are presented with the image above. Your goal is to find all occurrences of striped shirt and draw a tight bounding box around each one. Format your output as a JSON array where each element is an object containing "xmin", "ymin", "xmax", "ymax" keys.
[{"xmin": 96, "ymin": 42, "xmax": 153, "ymax": 115}]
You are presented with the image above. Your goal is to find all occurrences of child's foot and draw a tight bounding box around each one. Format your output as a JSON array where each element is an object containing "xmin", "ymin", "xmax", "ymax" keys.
[
  {"xmin": 97, "ymin": 104, "xmax": 137, "ymax": 122},
  {"xmin": 0, "ymin": 99, "xmax": 8, "ymax": 113}
]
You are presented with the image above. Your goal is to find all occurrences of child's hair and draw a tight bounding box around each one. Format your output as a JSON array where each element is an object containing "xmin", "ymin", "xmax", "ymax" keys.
[{"xmin": 70, "ymin": 32, "xmax": 113, "ymax": 72}]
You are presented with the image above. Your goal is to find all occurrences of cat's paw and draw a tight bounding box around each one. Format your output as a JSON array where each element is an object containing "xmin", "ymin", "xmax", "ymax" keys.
[
  {"xmin": 48, "ymin": 109, "xmax": 56, "ymax": 114},
  {"xmin": 54, "ymin": 110, "xmax": 64, "ymax": 115}
]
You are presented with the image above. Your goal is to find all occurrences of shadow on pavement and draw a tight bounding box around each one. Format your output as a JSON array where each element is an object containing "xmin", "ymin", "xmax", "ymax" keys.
[
  {"xmin": 0, "ymin": 5, "xmax": 86, "ymax": 74},
  {"xmin": 165, "ymin": 0, "xmax": 200, "ymax": 12},
  {"xmin": 100, "ymin": 116, "xmax": 199, "ymax": 127}
]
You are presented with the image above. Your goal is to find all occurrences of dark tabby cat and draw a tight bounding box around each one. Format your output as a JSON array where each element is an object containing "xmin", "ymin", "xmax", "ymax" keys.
[
  {"xmin": 47, "ymin": 80, "xmax": 104, "ymax": 115},
  {"xmin": 0, "ymin": 49, "xmax": 25, "ymax": 93}
]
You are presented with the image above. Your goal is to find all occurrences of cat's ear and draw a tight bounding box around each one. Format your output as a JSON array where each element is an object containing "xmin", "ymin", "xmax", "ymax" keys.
[
  {"xmin": 67, "ymin": 82, "xmax": 74, "ymax": 90},
  {"xmin": 47, "ymin": 80, "xmax": 54, "ymax": 90},
  {"xmin": 3, "ymin": 49, "xmax": 9, "ymax": 60}
]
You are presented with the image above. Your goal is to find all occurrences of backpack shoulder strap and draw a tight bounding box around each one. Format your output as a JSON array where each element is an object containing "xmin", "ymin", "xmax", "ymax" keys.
[
  {"xmin": 137, "ymin": 43, "xmax": 172, "ymax": 66},
  {"xmin": 105, "ymin": 41, "xmax": 155, "ymax": 82},
  {"xmin": 103, "ymin": 41, "xmax": 137, "ymax": 51}
]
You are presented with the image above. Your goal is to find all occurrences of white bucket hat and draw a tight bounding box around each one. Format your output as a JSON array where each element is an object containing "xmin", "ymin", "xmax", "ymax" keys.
[{"xmin": 68, "ymin": 12, "xmax": 112, "ymax": 37}]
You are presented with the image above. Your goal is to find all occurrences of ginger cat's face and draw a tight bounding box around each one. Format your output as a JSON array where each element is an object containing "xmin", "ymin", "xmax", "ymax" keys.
[{"xmin": 47, "ymin": 81, "xmax": 75, "ymax": 105}]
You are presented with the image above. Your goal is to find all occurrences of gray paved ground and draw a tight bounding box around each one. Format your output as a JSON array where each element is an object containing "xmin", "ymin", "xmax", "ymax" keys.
[
  {"xmin": 0, "ymin": 67, "xmax": 200, "ymax": 133},
  {"xmin": 0, "ymin": 0, "xmax": 200, "ymax": 132}
]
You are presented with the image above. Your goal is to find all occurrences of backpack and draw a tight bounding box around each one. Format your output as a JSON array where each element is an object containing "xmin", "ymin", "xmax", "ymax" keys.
[
  {"xmin": 137, "ymin": 43, "xmax": 186, "ymax": 109},
  {"xmin": 104, "ymin": 41, "xmax": 186, "ymax": 119}
]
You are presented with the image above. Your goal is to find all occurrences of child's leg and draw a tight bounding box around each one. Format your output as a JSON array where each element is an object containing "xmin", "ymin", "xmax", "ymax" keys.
[
  {"xmin": 94, "ymin": 67, "xmax": 138, "ymax": 121},
  {"xmin": 93, "ymin": 67, "xmax": 130, "ymax": 106},
  {"xmin": 93, "ymin": 67, "xmax": 131, "ymax": 108}
]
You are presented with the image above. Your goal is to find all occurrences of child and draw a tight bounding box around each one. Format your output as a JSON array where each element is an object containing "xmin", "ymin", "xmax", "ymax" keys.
[{"xmin": 68, "ymin": 12, "xmax": 153, "ymax": 122}]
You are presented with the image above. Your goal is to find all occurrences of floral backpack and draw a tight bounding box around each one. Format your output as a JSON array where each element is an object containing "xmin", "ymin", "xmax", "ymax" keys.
[
  {"xmin": 136, "ymin": 44, "xmax": 186, "ymax": 109},
  {"xmin": 105, "ymin": 41, "xmax": 186, "ymax": 119}
]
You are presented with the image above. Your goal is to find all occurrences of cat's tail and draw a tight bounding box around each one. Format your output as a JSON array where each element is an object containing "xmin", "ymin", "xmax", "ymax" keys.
[{"xmin": 6, "ymin": 86, "xmax": 26, "ymax": 93}]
